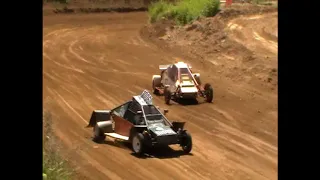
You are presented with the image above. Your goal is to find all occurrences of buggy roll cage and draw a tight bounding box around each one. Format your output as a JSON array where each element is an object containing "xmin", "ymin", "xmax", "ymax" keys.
[{"xmin": 109, "ymin": 93, "xmax": 173, "ymax": 128}]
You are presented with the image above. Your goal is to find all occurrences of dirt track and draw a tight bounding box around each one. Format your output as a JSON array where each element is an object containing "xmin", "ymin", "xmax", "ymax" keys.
[{"xmin": 43, "ymin": 9, "xmax": 278, "ymax": 180}]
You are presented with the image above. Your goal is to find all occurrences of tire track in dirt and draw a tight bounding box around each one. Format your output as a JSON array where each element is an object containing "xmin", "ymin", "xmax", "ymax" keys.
[
  {"xmin": 173, "ymin": 102, "xmax": 276, "ymax": 161},
  {"xmin": 43, "ymin": 12, "xmax": 277, "ymax": 180}
]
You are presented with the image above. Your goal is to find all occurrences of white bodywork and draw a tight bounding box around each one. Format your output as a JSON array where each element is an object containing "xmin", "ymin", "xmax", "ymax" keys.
[
  {"xmin": 105, "ymin": 133, "xmax": 129, "ymax": 141},
  {"xmin": 175, "ymin": 61, "xmax": 191, "ymax": 69},
  {"xmin": 180, "ymin": 87, "xmax": 198, "ymax": 93},
  {"xmin": 153, "ymin": 61, "xmax": 201, "ymax": 98},
  {"xmin": 158, "ymin": 62, "xmax": 192, "ymax": 70}
]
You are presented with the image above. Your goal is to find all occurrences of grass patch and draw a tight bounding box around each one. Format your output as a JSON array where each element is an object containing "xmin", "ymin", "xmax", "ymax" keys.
[
  {"xmin": 148, "ymin": 0, "xmax": 220, "ymax": 25},
  {"xmin": 252, "ymin": 0, "xmax": 274, "ymax": 6},
  {"xmin": 43, "ymin": 110, "xmax": 73, "ymax": 180},
  {"xmin": 148, "ymin": 1, "xmax": 175, "ymax": 23}
]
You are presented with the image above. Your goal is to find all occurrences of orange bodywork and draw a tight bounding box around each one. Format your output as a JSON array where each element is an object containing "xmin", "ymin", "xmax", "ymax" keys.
[{"xmin": 112, "ymin": 114, "xmax": 133, "ymax": 137}]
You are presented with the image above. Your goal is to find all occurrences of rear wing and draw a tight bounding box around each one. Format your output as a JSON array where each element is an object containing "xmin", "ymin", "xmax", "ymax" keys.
[
  {"xmin": 159, "ymin": 63, "xmax": 192, "ymax": 70},
  {"xmin": 159, "ymin": 64, "xmax": 171, "ymax": 70},
  {"xmin": 87, "ymin": 110, "xmax": 111, "ymax": 127}
]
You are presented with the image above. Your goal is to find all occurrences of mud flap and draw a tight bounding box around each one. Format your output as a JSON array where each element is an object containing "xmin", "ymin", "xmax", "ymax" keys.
[{"xmin": 87, "ymin": 110, "xmax": 111, "ymax": 128}]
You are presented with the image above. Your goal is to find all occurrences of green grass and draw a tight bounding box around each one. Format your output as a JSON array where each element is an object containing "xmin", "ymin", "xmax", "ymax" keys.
[
  {"xmin": 43, "ymin": 111, "xmax": 73, "ymax": 180},
  {"xmin": 148, "ymin": 0, "xmax": 220, "ymax": 25},
  {"xmin": 252, "ymin": 0, "xmax": 275, "ymax": 6}
]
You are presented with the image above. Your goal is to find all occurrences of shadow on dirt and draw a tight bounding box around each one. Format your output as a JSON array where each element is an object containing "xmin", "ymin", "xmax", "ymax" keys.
[
  {"xmin": 156, "ymin": 96, "xmax": 212, "ymax": 106},
  {"xmin": 93, "ymin": 138, "xmax": 193, "ymax": 159},
  {"xmin": 103, "ymin": 139, "xmax": 129, "ymax": 149},
  {"xmin": 154, "ymin": 93, "xmax": 205, "ymax": 106},
  {"xmin": 174, "ymin": 98, "xmax": 199, "ymax": 106},
  {"xmin": 173, "ymin": 98, "xmax": 212, "ymax": 106},
  {"xmin": 89, "ymin": 137, "xmax": 129, "ymax": 149},
  {"xmin": 131, "ymin": 146, "xmax": 194, "ymax": 159}
]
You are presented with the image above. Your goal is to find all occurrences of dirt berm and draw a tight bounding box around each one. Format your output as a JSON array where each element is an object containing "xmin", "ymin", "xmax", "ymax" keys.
[{"xmin": 43, "ymin": 1, "xmax": 278, "ymax": 180}]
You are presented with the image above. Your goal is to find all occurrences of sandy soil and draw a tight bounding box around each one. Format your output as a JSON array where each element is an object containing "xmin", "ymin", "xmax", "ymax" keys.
[{"xmin": 43, "ymin": 3, "xmax": 278, "ymax": 180}]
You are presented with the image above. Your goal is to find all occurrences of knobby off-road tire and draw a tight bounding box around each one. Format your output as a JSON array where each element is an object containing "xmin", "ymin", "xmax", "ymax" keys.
[
  {"xmin": 180, "ymin": 131, "xmax": 192, "ymax": 154},
  {"xmin": 132, "ymin": 133, "xmax": 146, "ymax": 155},
  {"xmin": 194, "ymin": 75, "xmax": 202, "ymax": 85},
  {"xmin": 152, "ymin": 77, "xmax": 161, "ymax": 95},
  {"xmin": 164, "ymin": 87, "xmax": 171, "ymax": 105},
  {"xmin": 92, "ymin": 125, "xmax": 106, "ymax": 143},
  {"xmin": 204, "ymin": 83, "xmax": 214, "ymax": 103},
  {"xmin": 153, "ymin": 86, "xmax": 159, "ymax": 95}
]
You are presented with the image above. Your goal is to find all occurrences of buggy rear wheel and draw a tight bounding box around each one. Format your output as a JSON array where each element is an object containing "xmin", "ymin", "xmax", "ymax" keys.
[
  {"xmin": 194, "ymin": 75, "xmax": 201, "ymax": 85},
  {"xmin": 164, "ymin": 87, "xmax": 171, "ymax": 105},
  {"xmin": 152, "ymin": 76, "xmax": 161, "ymax": 95},
  {"xmin": 204, "ymin": 83, "xmax": 214, "ymax": 103},
  {"xmin": 92, "ymin": 125, "xmax": 106, "ymax": 143},
  {"xmin": 132, "ymin": 133, "xmax": 146, "ymax": 155}
]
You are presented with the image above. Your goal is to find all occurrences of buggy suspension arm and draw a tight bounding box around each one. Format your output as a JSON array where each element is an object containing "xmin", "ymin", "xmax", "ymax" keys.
[{"xmin": 186, "ymin": 67, "xmax": 205, "ymax": 95}]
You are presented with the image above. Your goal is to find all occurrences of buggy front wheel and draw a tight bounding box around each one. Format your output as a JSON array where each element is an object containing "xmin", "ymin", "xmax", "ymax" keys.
[
  {"xmin": 132, "ymin": 133, "xmax": 146, "ymax": 155},
  {"xmin": 180, "ymin": 131, "xmax": 192, "ymax": 154}
]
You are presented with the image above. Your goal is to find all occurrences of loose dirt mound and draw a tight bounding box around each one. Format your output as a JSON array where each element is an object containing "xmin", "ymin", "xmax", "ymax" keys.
[{"xmin": 141, "ymin": 4, "xmax": 278, "ymax": 90}]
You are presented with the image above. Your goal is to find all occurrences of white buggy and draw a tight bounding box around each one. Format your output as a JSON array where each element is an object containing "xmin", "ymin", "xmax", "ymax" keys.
[{"xmin": 152, "ymin": 61, "xmax": 214, "ymax": 104}]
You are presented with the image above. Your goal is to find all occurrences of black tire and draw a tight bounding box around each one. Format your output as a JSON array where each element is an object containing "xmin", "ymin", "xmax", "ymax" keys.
[
  {"xmin": 131, "ymin": 133, "xmax": 146, "ymax": 155},
  {"xmin": 194, "ymin": 75, "xmax": 202, "ymax": 85},
  {"xmin": 92, "ymin": 125, "xmax": 106, "ymax": 143},
  {"xmin": 164, "ymin": 87, "xmax": 171, "ymax": 105},
  {"xmin": 204, "ymin": 83, "xmax": 214, "ymax": 103},
  {"xmin": 180, "ymin": 131, "xmax": 192, "ymax": 154},
  {"xmin": 153, "ymin": 89, "xmax": 160, "ymax": 95},
  {"xmin": 152, "ymin": 79, "xmax": 160, "ymax": 95}
]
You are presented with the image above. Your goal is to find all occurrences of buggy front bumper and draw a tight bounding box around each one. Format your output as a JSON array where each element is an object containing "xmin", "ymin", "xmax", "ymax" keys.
[
  {"xmin": 178, "ymin": 87, "xmax": 198, "ymax": 99},
  {"xmin": 149, "ymin": 134, "xmax": 180, "ymax": 146}
]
